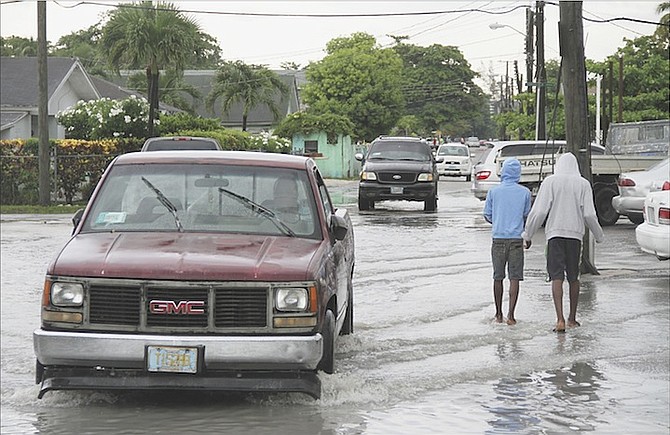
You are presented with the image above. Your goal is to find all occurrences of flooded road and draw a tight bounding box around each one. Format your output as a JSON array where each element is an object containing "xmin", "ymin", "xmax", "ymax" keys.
[{"xmin": 2, "ymin": 179, "xmax": 668, "ymax": 434}]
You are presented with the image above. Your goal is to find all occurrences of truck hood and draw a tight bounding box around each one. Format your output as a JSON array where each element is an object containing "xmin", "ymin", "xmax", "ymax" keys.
[
  {"xmin": 48, "ymin": 232, "xmax": 325, "ymax": 281},
  {"xmin": 363, "ymin": 159, "xmax": 433, "ymax": 173}
]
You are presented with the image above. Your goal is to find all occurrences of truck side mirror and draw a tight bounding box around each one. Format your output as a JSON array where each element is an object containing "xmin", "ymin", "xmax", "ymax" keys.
[
  {"xmin": 330, "ymin": 214, "xmax": 348, "ymax": 241},
  {"xmin": 71, "ymin": 208, "xmax": 84, "ymax": 235}
]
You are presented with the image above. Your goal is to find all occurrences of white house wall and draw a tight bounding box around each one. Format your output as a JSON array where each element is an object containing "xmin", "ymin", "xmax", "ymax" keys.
[{"xmin": 0, "ymin": 117, "xmax": 31, "ymax": 140}]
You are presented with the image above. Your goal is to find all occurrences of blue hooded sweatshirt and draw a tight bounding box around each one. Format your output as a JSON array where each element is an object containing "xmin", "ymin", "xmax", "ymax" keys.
[{"xmin": 483, "ymin": 158, "xmax": 531, "ymax": 239}]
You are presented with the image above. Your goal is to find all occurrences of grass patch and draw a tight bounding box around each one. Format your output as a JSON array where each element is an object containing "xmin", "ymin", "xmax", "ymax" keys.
[{"xmin": 0, "ymin": 204, "xmax": 83, "ymax": 214}]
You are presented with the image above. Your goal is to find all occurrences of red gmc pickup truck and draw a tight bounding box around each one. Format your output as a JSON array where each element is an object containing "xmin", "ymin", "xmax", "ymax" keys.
[{"xmin": 33, "ymin": 151, "xmax": 355, "ymax": 399}]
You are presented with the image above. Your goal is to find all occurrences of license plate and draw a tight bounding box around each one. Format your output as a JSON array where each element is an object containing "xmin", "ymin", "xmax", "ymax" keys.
[
  {"xmin": 448, "ymin": 165, "xmax": 458, "ymax": 170},
  {"xmin": 147, "ymin": 346, "xmax": 199, "ymax": 374},
  {"xmin": 391, "ymin": 186, "xmax": 403, "ymax": 194}
]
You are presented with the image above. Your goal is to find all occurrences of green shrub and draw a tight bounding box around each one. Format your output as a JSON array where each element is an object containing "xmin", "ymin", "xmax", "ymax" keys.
[
  {"xmin": 0, "ymin": 139, "xmax": 39, "ymax": 205},
  {"xmin": 56, "ymin": 96, "xmax": 150, "ymax": 140},
  {"xmin": 158, "ymin": 113, "xmax": 221, "ymax": 134}
]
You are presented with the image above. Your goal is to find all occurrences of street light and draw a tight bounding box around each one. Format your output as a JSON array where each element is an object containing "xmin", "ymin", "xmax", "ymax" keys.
[
  {"xmin": 488, "ymin": 22, "xmax": 525, "ymax": 37},
  {"xmin": 490, "ymin": 19, "xmax": 545, "ymax": 140}
]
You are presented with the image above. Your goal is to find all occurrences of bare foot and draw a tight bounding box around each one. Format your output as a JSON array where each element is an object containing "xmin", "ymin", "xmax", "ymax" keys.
[
  {"xmin": 553, "ymin": 320, "xmax": 566, "ymax": 333},
  {"xmin": 494, "ymin": 315, "xmax": 503, "ymax": 323},
  {"xmin": 506, "ymin": 318, "xmax": 517, "ymax": 325},
  {"xmin": 567, "ymin": 320, "xmax": 581, "ymax": 328}
]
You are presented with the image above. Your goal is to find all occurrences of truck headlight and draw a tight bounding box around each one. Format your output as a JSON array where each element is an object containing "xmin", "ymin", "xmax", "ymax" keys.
[
  {"xmin": 360, "ymin": 171, "xmax": 377, "ymax": 181},
  {"xmin": 275, "ymin": 288, "xmax": 308, "ymax": 312},
  {"xmin": 418, "ymin": 173, "xmax": 434, "ymax": 182},
  {"xmin": 51, "ymin": 282, "xmax": 84, "ymax": 307}
]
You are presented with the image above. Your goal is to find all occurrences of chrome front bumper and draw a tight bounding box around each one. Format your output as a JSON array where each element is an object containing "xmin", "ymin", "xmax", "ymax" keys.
[
  {"xmin": 34, "ymin": 329, "xmax": 323, "ymax": 370},
  {"xmin": 34, "ymin": 329, "xmax": 324, "ymax": 398}
]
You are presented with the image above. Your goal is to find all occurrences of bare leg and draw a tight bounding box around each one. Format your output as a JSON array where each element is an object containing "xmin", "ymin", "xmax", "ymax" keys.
[
  {"xmin": 507, "ymin": 279, "xmax": 519, "ymax": 325},
  {"xmin": 494, "ymin": 280, "xmax": 503, "ymax": 322},
  {"xmin": 552, "ymin": 279, "xmax": 566, "ymax": 331},
  {"xmin": 567, "ymin": 280, "xmax": 581, "ymax": 327}
]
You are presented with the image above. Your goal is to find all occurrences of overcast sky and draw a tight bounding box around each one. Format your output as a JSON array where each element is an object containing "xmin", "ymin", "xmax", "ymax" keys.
[{"xmin": 1, "ymin": 0, "xmax": 664, "ymax": 85}]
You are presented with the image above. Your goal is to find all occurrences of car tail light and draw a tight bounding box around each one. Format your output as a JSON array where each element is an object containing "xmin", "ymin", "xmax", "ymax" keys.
[
  {"xmin": 476, "ymin": 171, "xmax": 491, "ymax": 180},
  {"xmin": 618, "ymin": 177, "xmax": 635, "ymax": 187},
  {"xmin": 662, "ymin": 181, "xmax": 670, "ymax": 191},
  {"xmin": 659, "ymin": 207, "xmax": 670, "ymax": 225}
]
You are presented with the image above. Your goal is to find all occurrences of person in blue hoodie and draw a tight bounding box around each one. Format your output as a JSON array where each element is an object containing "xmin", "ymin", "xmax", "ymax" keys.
[
  {"xmin": 484, "ymin": 158, "xmax": 532, "ymax": 325},
  {"xmin": 522, "ymin": 152, "xmax": 604, "ymax": 333}
]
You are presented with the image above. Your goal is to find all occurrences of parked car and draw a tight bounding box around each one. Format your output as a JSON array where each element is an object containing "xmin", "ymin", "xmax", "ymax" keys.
[
  {"xmin": 472, "ymin": 140, "xmax": 605, "ymax": 201},
  {"xmin": 141, "ymin": 136, "xmax": 222, "ymax": 151},
  {"xmin": 635, "ymin": 188, "xmax": 670, "ymax": 260},
  {"xmin": 435, "ymin": 143, "xmax": 472, "ymax": 181},
  {"xmin": 355, "ymin": 136, "xmax": 442, "ymax": 211},
  {"xmin": 33, "ymin": 151, "xmax": 355, "ymax": 400},
  {"xmin": 612, "ymin": 158, "xmax": 670, "ymax": 224}
]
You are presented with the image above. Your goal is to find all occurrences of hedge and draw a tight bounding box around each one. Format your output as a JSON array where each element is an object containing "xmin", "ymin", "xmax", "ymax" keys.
[
  {"xmin": 0, "ymin": 138, "xmax": 142, "ymax": 205},
  {"xmin": 0, "ymin": 132, "xmax": 291, "ymax": 205}
]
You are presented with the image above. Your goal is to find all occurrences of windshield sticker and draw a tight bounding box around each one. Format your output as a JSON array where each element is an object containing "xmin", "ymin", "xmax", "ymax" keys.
[{"xmin": 96, "ymin": 212, "xmax": 127, "ymax": 224}]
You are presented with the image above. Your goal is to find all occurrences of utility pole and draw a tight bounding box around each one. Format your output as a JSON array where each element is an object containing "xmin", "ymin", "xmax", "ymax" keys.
[
  {"xmin": 559, "ymin": 1, "xmax": 598, "ymax": 275},
  {"xmin": 38, "ymin": 1, "xmax": 50, "ymax": 206},
  {"xmin": 617, "ymin": 56, "xmax": 624, "ymax": 122},
  {"xmin": 535, "ymin": 1, "xmax": 546, "ymax": 140},
  {"xmin": 525, "ymin": 7, "xmax": 535, "ymax": 97}
]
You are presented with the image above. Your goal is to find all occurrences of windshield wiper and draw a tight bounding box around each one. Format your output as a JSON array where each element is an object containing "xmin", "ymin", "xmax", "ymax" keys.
[
  {"xmin": 141, "ymin": 177, "xmax": 184, "ymax": 232},
  {"xmin": 218, "ymin": 188, "xmax": 296, "ymax": 237}
]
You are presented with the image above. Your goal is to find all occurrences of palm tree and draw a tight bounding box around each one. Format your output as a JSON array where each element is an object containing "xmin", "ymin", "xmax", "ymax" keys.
[
  {"xmin": 101, "ymin": 1, "xmax": 201, "ymax": 136},
  {"xmin": 655, "ymin": 2, "xmax": 670, "ymax": 40},
  {"xmin": 127, "ymin": 70, "xmax": 202, "ymax": 115},
  {"xmin": 206, "ymin": 61, "xmax": 288, "ymax": 131}
]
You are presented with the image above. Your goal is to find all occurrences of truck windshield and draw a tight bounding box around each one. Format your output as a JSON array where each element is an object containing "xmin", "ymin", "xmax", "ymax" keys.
[
  {"xmin": 368, "ymin": 141, "xmax": 431, "ymax": 161},
  {"xmin": 81, "ymin": 164, "xmax": 321, "ymax": 239}
]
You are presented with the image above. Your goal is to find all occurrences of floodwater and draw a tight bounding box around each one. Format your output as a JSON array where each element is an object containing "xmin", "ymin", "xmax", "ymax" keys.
[{"xmin": 1, "ymin": 179, "xmax": 668, "ymax": 434}]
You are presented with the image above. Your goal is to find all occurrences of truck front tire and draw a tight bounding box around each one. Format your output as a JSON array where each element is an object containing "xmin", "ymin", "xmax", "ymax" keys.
[{"xmin": 594, "ymin": 184, "xmax": 620, "ymax": 226}]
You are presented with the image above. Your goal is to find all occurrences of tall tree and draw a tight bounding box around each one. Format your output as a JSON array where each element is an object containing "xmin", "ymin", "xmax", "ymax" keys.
[
  {"xmin": 101, "ymin": 1, "xmax": 202, "ymax": 136},
  {"xmin": 302, "ymin": 32, "xmax": 404, "ymax": 141},
  {"xmin": 52, "ymin": 24, "xmax": 107, "ymax": 75},
  {"xmin": 206, "ymin": 61, "xmax": 288, "ymax": 131},
  {"xmin": 392, "ymin": 42, "xmax": 491, "ymax": 139}
]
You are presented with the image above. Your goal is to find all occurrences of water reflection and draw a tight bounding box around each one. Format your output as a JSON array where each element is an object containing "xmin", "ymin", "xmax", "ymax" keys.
[
  {"xmin": 29, "ymin": 390, "xmax": 337, "ymax": 435},
  {"xmin": 485, "ymin": 361, "xmax": 606, "ymax": 433},
  {"xmin": 360, "ymin": 212, "xmax": 440, "ymax": 229}
]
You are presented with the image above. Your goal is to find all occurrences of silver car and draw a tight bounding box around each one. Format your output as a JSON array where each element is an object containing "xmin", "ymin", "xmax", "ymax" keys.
[
  {"xmin": 436, "ymin": 144, "xmax": 472, "ymax": 181},
  {"xmin": 612, "ymin": 158, "xmax": 670, "ymax": 224},
  {"xmin": 471, "ymin": 140, "xmax": 568, "ymax": 201}
]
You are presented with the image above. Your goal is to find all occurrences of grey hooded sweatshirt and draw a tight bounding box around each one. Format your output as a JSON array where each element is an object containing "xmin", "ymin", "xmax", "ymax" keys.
[{"xmin": 522, "ymin": 152, "xmax": 604, "ymax": 243}]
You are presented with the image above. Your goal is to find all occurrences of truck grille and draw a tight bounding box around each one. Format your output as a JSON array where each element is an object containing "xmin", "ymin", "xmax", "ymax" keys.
[
  {"xmin": 377, "ymin": 172, "xmax": 417, "ymax": 183},
  {"xmin": 87, "ymin": 282, "xmax": 268, "ymax": 331}
]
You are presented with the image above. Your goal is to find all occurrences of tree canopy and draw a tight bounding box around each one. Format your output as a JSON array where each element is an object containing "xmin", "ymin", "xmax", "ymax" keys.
[
  {"xmin": 100, "ymin": 1, "xmax": 204, "ymax": 136},
  {"xmin": 302, "ymin": 33, "xmax": 404, "ymax": 141},
  {"xmin": 392, "ymin": 42, "xmax": 492, "ymax": 140}
]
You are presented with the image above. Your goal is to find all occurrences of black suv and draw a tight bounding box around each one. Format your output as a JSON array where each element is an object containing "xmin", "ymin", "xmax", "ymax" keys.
[{"xmin": 355, "ymin": 136, "xmax": 442, "ymax": 211}]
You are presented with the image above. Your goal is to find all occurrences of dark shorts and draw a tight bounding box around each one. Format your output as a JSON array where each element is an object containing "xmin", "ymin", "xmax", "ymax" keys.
[
  {"xmin": 491, "ymin": 238, "xmax": 524, "ymax": 281},
  {"xmin": 547, "ymin": 237, "xmax": 582, "ymax": 282}
]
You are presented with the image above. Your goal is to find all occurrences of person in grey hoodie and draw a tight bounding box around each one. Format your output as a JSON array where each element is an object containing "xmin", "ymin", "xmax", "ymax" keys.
[
  {"xmin": 522, "ymin": 152, "xmax": 605, "ymax": 333},
  {"xmin": 484, "ymin": 158, "xmax": 532, "ymax": 325}
]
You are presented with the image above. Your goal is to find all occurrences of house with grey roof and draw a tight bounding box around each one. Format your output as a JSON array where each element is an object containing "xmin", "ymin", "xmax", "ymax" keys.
[
  {"xmin": 1, "ymin": 56, "xmax": 99, "ymax": 140},
  {"xmin": 1, "ymin": 57, "xmax": 182, "ymax": 140},
  {"xmin": 195, "ymin": 70, "xmax": 302, "ymax": 133},
  {"xmin": 113, "ymin": 69, "xmax": 302, "ymax": 133}
]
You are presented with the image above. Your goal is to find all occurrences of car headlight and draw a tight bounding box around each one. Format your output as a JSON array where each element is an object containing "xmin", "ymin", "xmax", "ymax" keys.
[
  {"xmin": 275, "ymin": 288, "xmax": 309, "ymax": 312},
  {"xmin": 51, "ymin": 282, "xmax": 84, "ymax": 307},
  {"xmin": 360, "ymin": 171, "xmax": 377, "ymax": 181},
  {"xmin": 418, "ymin": 173, "xmax": 434, "ymax": 182}
]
